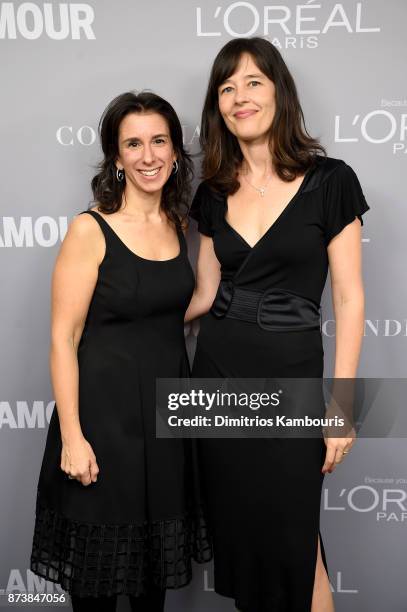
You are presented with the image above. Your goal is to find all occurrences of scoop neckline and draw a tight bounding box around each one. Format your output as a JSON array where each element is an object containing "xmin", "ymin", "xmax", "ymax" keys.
[{"xmin": 89, "ymin": 210, "xmax": 182, "ymax": 263}]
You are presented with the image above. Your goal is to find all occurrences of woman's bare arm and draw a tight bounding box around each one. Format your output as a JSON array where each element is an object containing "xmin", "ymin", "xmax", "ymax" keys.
[
  {"xmin": 185, "ymin": 234, "xmax": 221, "ymax": 322},
  {"xmin": 322, "ymin": 218, "xmax": 365, "ymax": 473},
  {"xmin": 50, "ymin": 213, "xmax": 103, "ymax": 485},
  {"xmin": 328, "ymin": 218, "xmax": 365, "ymax": 378}
]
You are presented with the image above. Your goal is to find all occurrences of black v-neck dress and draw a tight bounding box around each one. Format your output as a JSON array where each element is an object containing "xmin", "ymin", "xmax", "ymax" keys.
[
  {"xmin": 190, "ymin": 156, "xmax": 370, "ymax": 612},
  {"xmin": 30, "ymin": 210, "xmax": 211, "ymax": 598}
]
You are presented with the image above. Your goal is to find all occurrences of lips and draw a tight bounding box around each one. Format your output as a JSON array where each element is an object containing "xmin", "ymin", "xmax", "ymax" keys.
[
  {"xmin": 137, "ymin": 167, "xmax": 162, "ymax": 178},
  {"xmin": 234, "ymin": 110, "xmax": 258, "ymax": 119}
]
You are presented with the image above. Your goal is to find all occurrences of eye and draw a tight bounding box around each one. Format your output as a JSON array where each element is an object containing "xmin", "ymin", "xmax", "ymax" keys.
[
  {"xmin": 220, "ymin": 86, "xmax": 233, "ymax": 95},
  {"xmin": 128, "ymin": 141, "xmax": 140, "ymax": 148},
  {"xmin": 153, "ymin": 138, "xmax": 166, "ymax": 145},
  {"xmin": 249, "ymin": 80, "xmax": 261, "ymax": 87}
]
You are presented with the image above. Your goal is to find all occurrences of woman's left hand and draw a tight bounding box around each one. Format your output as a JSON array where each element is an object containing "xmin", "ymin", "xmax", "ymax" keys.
[{"xmin": 322, "ymin": 428, "xmax": 356, "ymax": 474}]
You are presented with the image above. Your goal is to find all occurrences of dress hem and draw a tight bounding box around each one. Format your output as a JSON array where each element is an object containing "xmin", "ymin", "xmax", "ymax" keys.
[{"xmin": 30, "ymin": 495, "xmax": 212, "ymax": 598}]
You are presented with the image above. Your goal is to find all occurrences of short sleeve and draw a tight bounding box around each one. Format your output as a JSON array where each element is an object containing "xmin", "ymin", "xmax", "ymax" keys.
[
  {"xmin": 323, "ymin": 162, "xmax": 370, "ymax": 245},
  {"xmin": 189, "ymin": 182, "xmax": 215, "ymax": 237}
]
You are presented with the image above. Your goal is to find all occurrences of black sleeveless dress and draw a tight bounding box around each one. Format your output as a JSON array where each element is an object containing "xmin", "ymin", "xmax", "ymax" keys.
[
  {"xmin": 30, "ymin": 210, "xmax": 211, "ymax": 598},
  {"xmin": 190, "ymin": 156, "xmax": 370, "ymax": 612}
]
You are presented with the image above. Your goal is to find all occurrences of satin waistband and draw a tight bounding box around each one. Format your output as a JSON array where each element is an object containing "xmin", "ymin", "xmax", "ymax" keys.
[{"xmin": 210, "ymin": 281, "xmax": 321, "ymax": 332}]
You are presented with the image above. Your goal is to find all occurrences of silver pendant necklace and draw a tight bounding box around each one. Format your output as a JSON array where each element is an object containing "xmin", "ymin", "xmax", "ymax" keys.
[{"xmin": 242, "ymin": 172, "xmax": 273, "ymax": 197}]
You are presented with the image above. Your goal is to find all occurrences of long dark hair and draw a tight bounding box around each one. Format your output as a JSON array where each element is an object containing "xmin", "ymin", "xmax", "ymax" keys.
[
  {"xmin": 200, "ymin": 37, "xmax": 326, "ymax": 194},
  {"xmin": 91, "ymin": 91, "xmax": 193, "ymax": 225}
]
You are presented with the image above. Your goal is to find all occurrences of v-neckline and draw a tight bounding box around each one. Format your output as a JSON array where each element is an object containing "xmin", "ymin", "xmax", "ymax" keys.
[{"xmin": 223, "ymin": 166, "xmax": 312, "ymax": 251}]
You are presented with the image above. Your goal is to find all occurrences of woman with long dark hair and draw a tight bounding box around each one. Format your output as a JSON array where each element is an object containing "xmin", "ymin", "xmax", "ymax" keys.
[
  {"xmin": 30, "ymin": 91, "xmax": 211, "ymax": 612},
  {"xmin": 187, "ymin": 38, "xmax": 369, "ymax": 611}
]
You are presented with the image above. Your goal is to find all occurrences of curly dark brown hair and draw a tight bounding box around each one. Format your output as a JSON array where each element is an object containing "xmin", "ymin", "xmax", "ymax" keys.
[
  {"xmin": 91, "ymin": 91, "xmax": 193, "ymax": 226},
  {"xmin": 200, "ymin": 37, "xmax": 326, "ymax": 194}
]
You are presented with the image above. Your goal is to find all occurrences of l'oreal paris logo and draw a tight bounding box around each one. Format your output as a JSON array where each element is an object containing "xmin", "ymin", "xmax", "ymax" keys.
[
  {"xmin": 0, "ymin": 2, "xmax": 96, "ymax": 40},
  {"xmin": 323, "ymin": 485, "xmax": 407, "ymax": 522},
  {"xmin": 196, "ymin": 2, "xmax": 380, "ymax": 44},
  {"xmin": 335, "ymin": 109, "xmax": 407, "ymax": 155}
]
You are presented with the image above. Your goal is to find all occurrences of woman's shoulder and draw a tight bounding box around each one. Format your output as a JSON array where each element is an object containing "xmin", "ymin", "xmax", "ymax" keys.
[
  {"xmin": 53, "ymin": 207, "xmax": 105, "ymax": 265},
  {"xmin": 313, "ymin": 154, "xmax": 346, "ymax": 175},
  {"xmin": 193, "ymin": 180, "xmax": 225, "ymax": 203},
  {"xmin": 189, "ymin": 181, "xmax": 225, "ymax": 236},
  {"xmin": 190, "ymin": 181, "xmax": 225, "ymax": 216},
  {"xmin": 305, "ymin": 154, "xmax": 359, "ymax": 194},
  {"xmin": 64, "ymin": 207, "xmax": 107, "ymax": 247},
  {"xmin": 70, "ymin": 207, "xmax": 100, "ymax": 231}
]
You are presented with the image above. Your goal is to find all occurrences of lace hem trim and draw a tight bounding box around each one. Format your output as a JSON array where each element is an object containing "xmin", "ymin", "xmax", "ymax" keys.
[{"xmin": 30, "ymin": 496, "xmax": 212, "ymax": 597}]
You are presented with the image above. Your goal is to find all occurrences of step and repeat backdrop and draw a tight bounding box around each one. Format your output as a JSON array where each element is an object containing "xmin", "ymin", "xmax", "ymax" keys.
[{"xmin": 1, "ymin": 1, "xmax": 406, "ymax": 611}]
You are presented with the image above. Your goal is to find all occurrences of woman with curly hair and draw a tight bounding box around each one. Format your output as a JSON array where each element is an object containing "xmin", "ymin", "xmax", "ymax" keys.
[{"xmin": 30, "ymin": 91, "xmax": 211, "ymax": 612}]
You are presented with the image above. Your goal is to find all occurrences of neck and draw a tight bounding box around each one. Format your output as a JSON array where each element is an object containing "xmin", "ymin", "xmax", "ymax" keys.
[
  {"xmin": 120, "ymin": 180, "xmax": 163, "ymax": 220},
  {"xmin": 238, "ymin": 138, "xmax": 274, "ymax": 181}
]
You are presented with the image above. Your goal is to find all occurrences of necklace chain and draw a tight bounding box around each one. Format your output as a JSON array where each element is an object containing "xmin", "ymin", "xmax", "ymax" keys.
[{"xmin": 242, "ymin": 171, "xmax": 273, "ymax": 197}]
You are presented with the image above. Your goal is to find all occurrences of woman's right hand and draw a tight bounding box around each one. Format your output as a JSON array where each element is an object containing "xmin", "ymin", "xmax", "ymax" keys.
[{"xmin": 60, "ymin": 435, "xmax": 99, "ymax": 486}]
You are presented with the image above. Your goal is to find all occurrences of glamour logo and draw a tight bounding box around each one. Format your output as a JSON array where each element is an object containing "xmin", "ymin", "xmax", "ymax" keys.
[
  {"xmin": 56, "ymin": 125, "xmax": 96, "ymax": 146},
  {"xmin": 203, "ymin": 568, "xmax": 358, "ymax": 594},
  {"xmin": 322, "ymin": 320, "xmax": 407, "ymax": 337},
  {"xmin": 0, "ymin": 401, "xmax": 55, "ymax": 429},
  {"xmin": 323, "ymin": 485, "xmax": 407, "ymax": 522},
  {"xmin": 0, "ymin": 2, "xmax": 95, "ymax": 40},
  {"xmin": 196, "ymin": 2, "xmax": 380, "ymax": 48},
  {"xmin": 0, "ymin": 217, "xmax": 68, "ymax": 247},
  {"xmin": 334, "ymin": 109, "xmax": 407, "ymax": 154},
  {"xmin": 0, "ymin": 569, "xmax": 64, "ymax": 594}
]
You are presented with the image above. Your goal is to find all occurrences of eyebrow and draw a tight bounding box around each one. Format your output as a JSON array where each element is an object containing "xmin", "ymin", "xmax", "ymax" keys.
[
  {"xmin": 122, "ymin": 133, "xmax": 169, "ymax": 143},
  {"xmin": 220, "ymin": 73, "xmax": 264, "ymax": 85}
]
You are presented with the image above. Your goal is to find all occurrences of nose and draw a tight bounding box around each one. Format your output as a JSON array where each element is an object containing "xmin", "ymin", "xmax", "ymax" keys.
[
  {"xmin": 141, "ymin": 143, "xmax": 155, "ymax": 165},
  {"xmin": 234, "ymin": 85, "xmax": 250, "ymax": 105}
]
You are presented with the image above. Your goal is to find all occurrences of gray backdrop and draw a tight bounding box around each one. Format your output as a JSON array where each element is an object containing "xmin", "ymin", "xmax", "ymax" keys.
[{"xmin": 1, "ymin": 1, "xmax": 406, "ymax": 610}]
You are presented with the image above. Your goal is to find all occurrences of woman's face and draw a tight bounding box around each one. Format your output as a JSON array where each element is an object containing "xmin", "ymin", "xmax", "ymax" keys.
[
  {"xmin": 116, "ymin": 112, "xmax": 176, "ymax": 196},
  {"xmin": 218, "ymin": 53, "xmax": 276, "ymax": 144}
]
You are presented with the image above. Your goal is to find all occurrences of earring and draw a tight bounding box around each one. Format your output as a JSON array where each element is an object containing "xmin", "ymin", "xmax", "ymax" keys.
[
  {"xmin": 172, "ymin": 160, "xmax": 179, "ymax": 175},
  {"xmin": 116, "ymin": 168, "xmax": 124, "ymax": 182}
]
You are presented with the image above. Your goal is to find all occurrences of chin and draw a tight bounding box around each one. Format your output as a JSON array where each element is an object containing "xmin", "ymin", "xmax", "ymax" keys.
[
  {"xmin": 144, "ymin": 183, "xmax": 165, "ymax": 193},
  {"xmin": 235, "ymin": 125, "xmax": 271, "ymax": 142},
  {"xmin": 132, "ymin": 174, "xmax": 167, "ymax": 191},
  {"xmin": 236, "ymin": 130, "xmax": 263, "ymax": 142}
]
